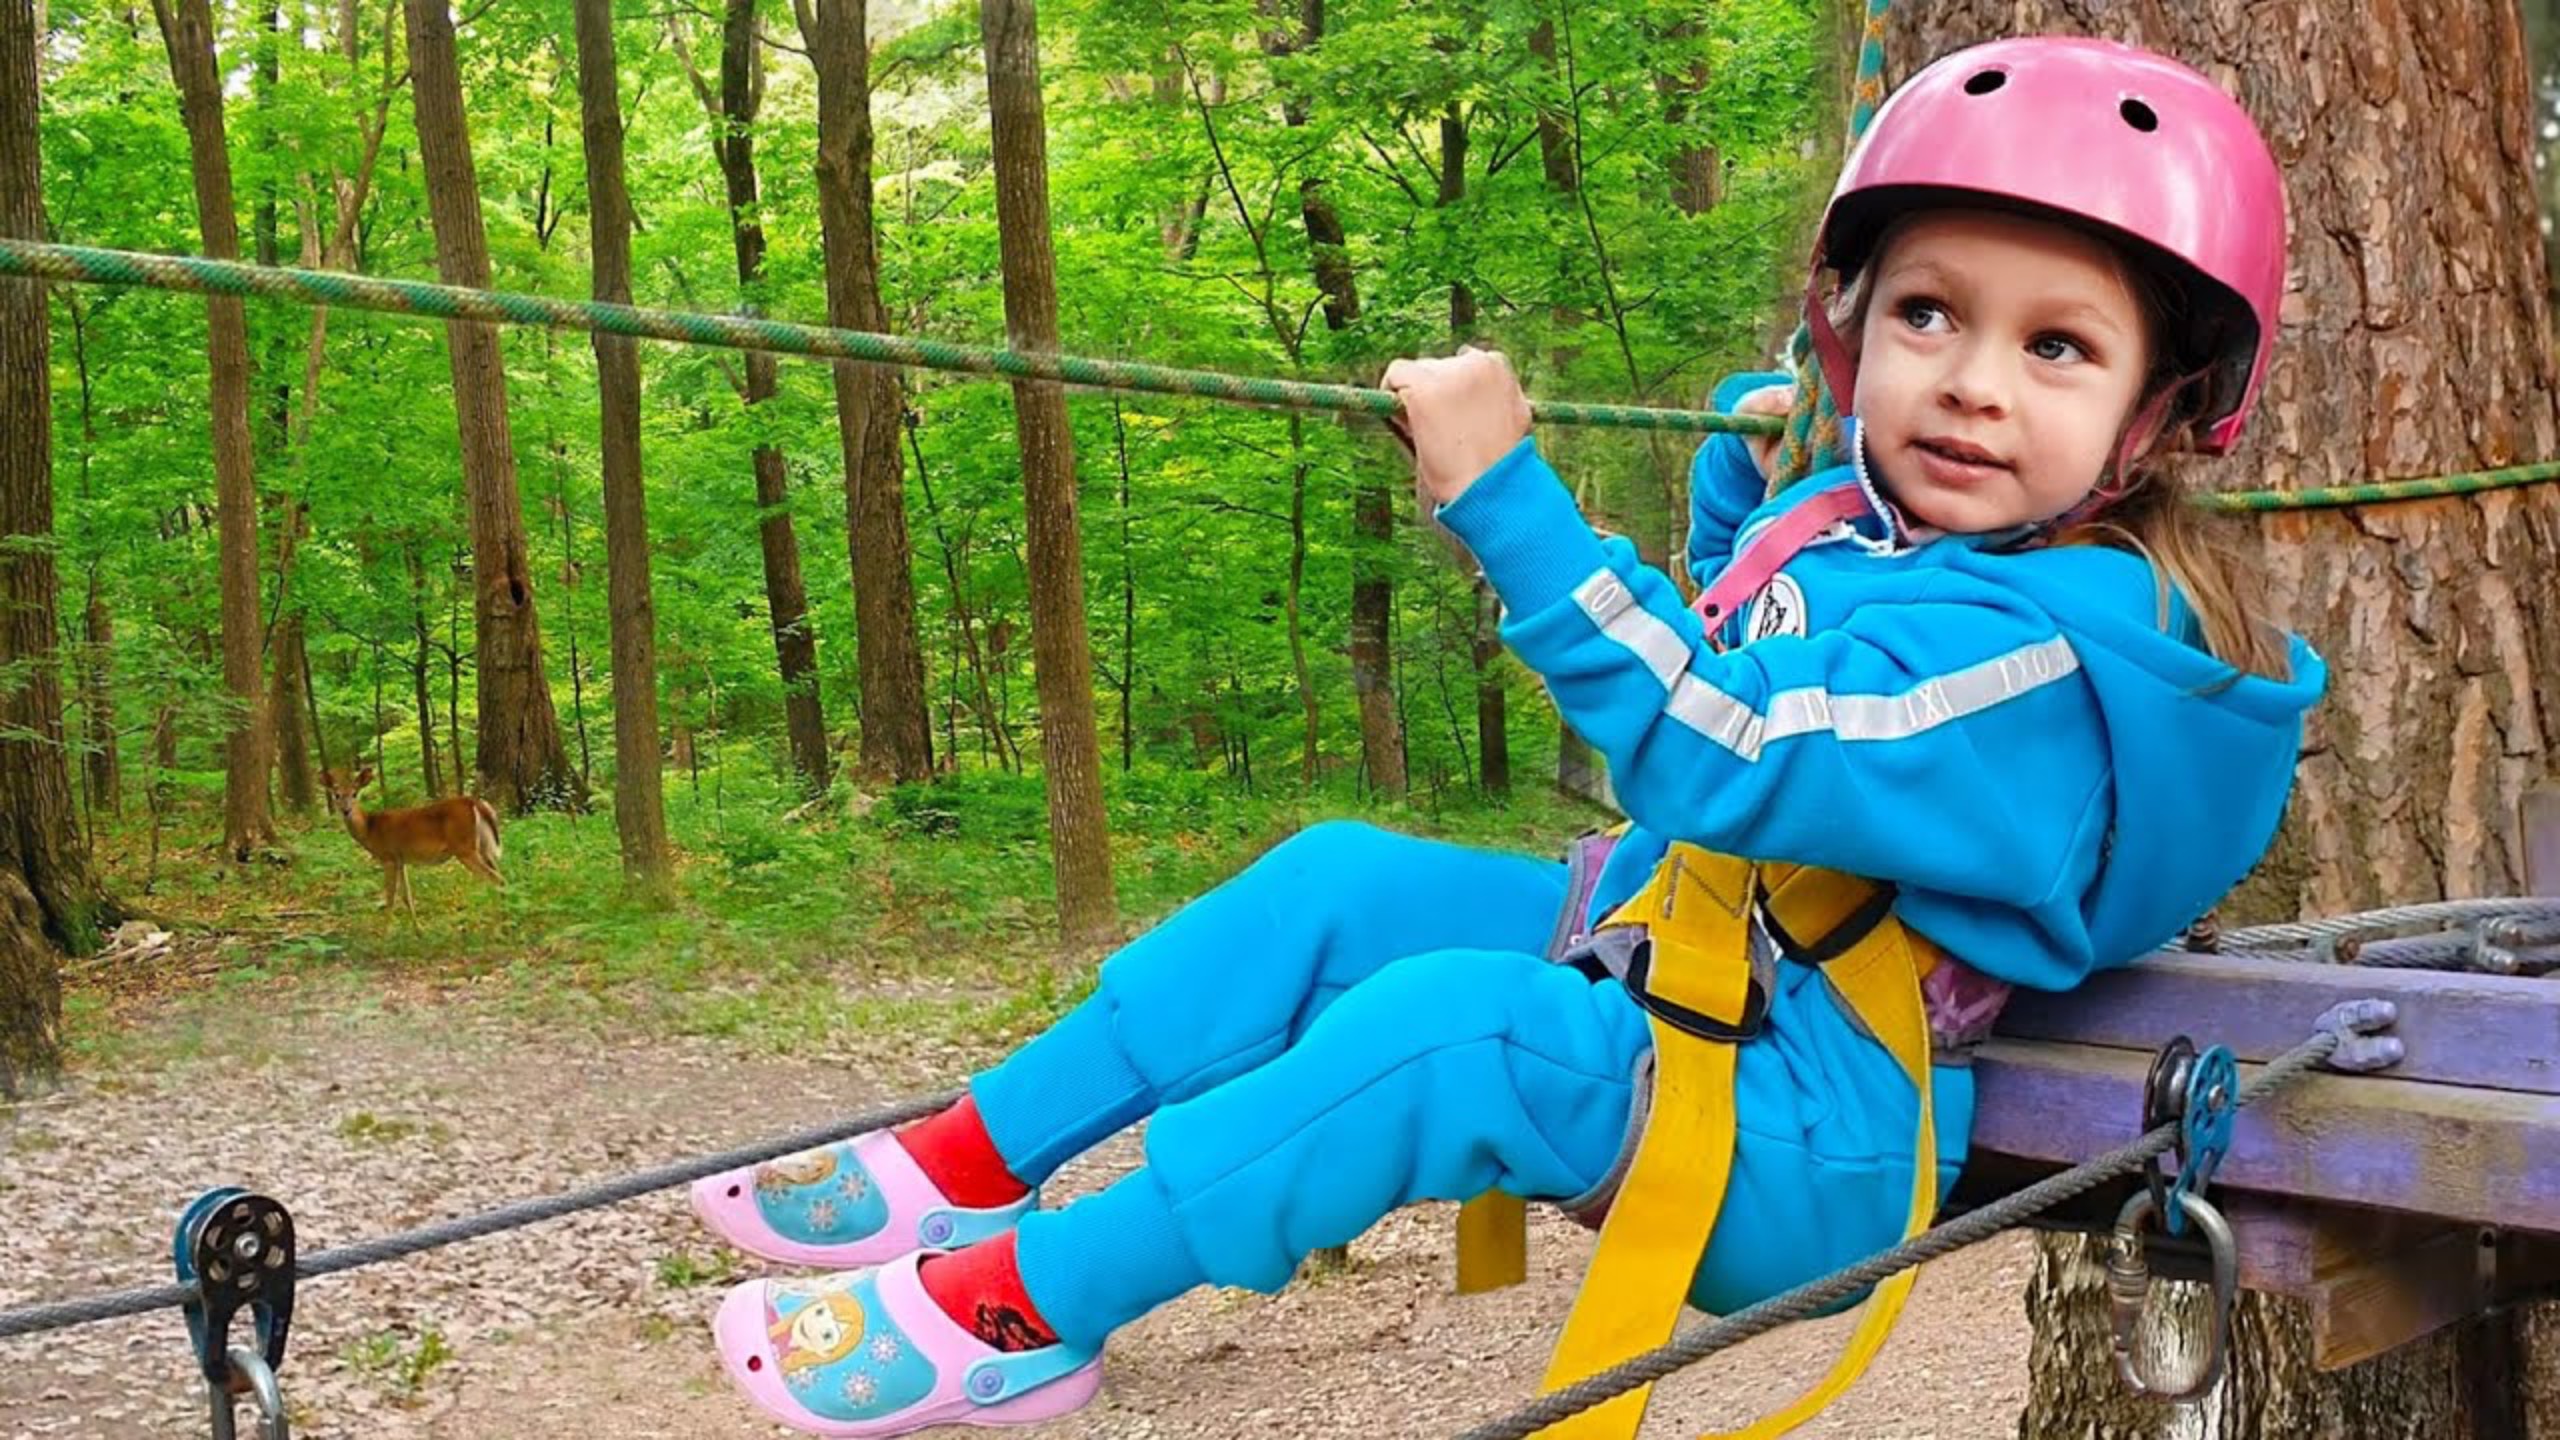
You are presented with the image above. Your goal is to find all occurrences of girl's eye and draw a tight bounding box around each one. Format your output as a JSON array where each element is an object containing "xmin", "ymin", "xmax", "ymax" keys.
[
  {"xmin": 2030, "ymin": 333, "xmax": 2090, "ymax": 364},
  {"xmin": 1896, "ymin": 298, "xmax": 1949, "ymax": 333}
]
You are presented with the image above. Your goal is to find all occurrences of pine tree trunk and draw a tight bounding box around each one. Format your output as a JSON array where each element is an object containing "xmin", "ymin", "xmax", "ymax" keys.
[
  {"xmin": 978, "ymin": 0, "xmax": 1117, "ymax": 939},
  {"xmin": 2, "ymin": 0, "xmax": 116, "ymax": 1097},
  {"xmin": 402, "ymin": 0, "xmax": 578, "ymax": 814},
  {"xmin": 802, "ymin": 0, "xmax": 934, "ymax": 785},
  {"xmin": 572, "ymin": 0, "xmax": 669, "ymax": 886},
  {"xmin": 154, "ymin": 0, "xmax": 274, "ymax": 860},
  {"xmin": 711, "ymin": 0, "xmax": 830, "ymax": 795},
  {"xmin": 1865, "ymin": 4, "xmax": 2560, "ymax": 1434}
]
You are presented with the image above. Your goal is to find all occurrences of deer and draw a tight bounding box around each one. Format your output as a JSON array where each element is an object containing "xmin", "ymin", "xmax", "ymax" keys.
[{"xmin": 319, "ymin": 766, "xmax": 505, "ymax": 927}]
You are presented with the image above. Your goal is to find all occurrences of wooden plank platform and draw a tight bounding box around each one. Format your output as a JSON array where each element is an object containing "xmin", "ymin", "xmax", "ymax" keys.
[
  {"xmin": 1969, "ymin": 1034, "xmax": 2560, "ymax": 1234},
  {"xmin": 1996, "ymin": 952, "xmax": 2560, "ymax": 1095}
]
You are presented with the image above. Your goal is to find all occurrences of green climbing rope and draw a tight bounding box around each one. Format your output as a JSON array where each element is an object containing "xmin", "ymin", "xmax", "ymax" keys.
[
  {"xmin": 2189, "ymin": 461, "xmax": 2560, "ymax": 513},
  {"xmin": 2, "ymin": 237, "xmax": 2553, "ymax": 516},
  {"xmin": 0, "ymin": 238, "xmax": 1761, "ymax": 439}
]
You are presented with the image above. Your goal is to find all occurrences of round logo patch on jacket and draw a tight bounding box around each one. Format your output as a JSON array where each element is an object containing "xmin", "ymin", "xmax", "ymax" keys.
[{"xmin": 1745, "ymin": 574, "xmax": 1809, "ymax": 642}]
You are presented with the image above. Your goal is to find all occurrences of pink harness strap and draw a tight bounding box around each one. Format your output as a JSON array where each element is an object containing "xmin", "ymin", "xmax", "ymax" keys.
[{"xmin": 1689, "ymin": 483, "xmax": 1872, "ymax": 634}]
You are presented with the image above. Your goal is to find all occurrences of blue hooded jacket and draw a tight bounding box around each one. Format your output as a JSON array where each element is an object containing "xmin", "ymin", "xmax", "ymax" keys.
[{"xmin": 1435, "ymin": 372, "xmax": 2326, "ymax": 992}]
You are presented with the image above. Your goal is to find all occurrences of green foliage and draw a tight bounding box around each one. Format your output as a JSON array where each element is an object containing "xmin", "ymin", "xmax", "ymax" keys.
[
  {"xmin": 33, "ymin": 0, "xmax": 1831, "ymax": 1042},
  {"xmin": 342, "ymin": 1325, "xmax": 454, "ymax": 1398},
  {"xmin": 38, "ymin": 0, "xmax": 1831, "ymax": 817}
]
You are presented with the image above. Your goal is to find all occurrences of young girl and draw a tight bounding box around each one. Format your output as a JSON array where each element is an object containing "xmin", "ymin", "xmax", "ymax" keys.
[{"xmin": 695, "ymin": 35, "xmax": 2324, "ymax": 1436}]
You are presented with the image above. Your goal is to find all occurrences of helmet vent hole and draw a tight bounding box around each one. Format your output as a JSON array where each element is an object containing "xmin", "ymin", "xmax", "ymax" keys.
[
  {"xmin": 2120, "ymin": 98, "xmax": 2160, "ymax": 132},
  {"xmin": 1962, "ymin": 69, "xmax": 2006, "ymax": 96}
]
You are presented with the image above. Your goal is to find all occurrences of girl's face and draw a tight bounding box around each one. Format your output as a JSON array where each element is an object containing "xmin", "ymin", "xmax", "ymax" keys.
[{"xmin": 1851, "ymin": 209, "xmax": 2155, "ymax": 533}]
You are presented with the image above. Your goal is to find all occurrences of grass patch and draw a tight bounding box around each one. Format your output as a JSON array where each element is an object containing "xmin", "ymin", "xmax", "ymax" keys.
[
  {"xmin": 64, "ymin": 749, "xmax": 1611, "ymax": 1066},
  {"xmin": 341, "ymin": 1324, "xmax": 453, "ymax": 1399}
]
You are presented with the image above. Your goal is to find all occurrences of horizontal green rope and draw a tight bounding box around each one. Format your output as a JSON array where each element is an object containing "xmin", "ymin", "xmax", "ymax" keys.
[
  {"xmin": 2193, "ymin": 460, "xmax": 2560, "ymax": 513},
  {"xmin": 4, "ymin": 239, "xmax": 2552, "ymax": 514},
  {"xmin": 0, "ymin": 238, "xmax": 1767, "ymax": 438}
]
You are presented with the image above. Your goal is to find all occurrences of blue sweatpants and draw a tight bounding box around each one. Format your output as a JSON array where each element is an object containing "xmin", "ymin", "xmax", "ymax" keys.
[{"xmin": 970, "ymin": 821, "xmax": 1974, "ymax": 1350}]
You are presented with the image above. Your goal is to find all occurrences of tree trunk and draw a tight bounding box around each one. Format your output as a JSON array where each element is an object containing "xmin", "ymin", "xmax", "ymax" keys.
[
  {"xmin": 407, "ymin": 545, "xmax": 443, "ymax": 795},
  {"xmin": 1528, "ymin": 20, "xmax": 1577, "ymax": 194},
  {"xmin": 1265, "ymin": 0, "xmax": 1403, "ymax": 797},
  {"xmin": 1110, "ymin": 397, "xmax": 1136, "ymax": 771},
  {"xmin": 155, "ymin": 0, "xmax": 275, "ymax": 860},
  {"xmin": 65, "ymin": 297, "xmax": 118, "ymax": 818},
  {"xmin": 1, "ymin": 0, "xmax": 116, "ymax": 1097},
  {"xmin": 1652, "ymin": 20, "xmax": 1718, "ymax": 217},
  {"xmin": 402, "ymin": 0, "xmax": 579, "ymax": 814},
  {"xmin": 250, "ymin": 0, "xmax": 314, "ymax": 817},
  {"xmin": 268, "ymin": 601, "xmax": 313, "ymax": 810},
  {"xmin": 1866, "ymin": 4, "xmax": 2560, "ymax": 1435},
  {"xmin": 267, "ymin": 482, "xmax": 314, "ymax": 814},
  {"xmin": 1528, "ymin": 17, "xmax": 1588, "ymax": 804},
  {"xmin": 978, "ymin": 0, "xmax": 1117, "ymax": 939},
  {"xmin": 801, "ymin": 0, "xmax": 934, "ymax": 785},
  {"xmin": 83, "ymin": 589, "xmax": 118, "ymax": 814},
  {"xmin": 572, "ymin": 0, "xmax": 669, "ymax": 887},
  {"xmin": 706, "ymin": 0, "xmax": 830, "ymax": 795}
]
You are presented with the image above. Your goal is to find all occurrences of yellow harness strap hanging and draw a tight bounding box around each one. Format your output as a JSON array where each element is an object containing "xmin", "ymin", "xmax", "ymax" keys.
[{"xmin": 1532, "ymin": 845, "xmax": 1939, "ymax": 1440}]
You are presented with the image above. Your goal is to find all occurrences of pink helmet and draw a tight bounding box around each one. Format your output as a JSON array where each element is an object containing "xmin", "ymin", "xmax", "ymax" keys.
[{"xmin": 1809, "ymin": 36, "xmax": 2287, "ymax": 455}]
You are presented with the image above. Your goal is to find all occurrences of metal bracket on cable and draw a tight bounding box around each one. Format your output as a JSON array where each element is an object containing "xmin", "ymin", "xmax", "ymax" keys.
[{"xmin": 173, "ymin": 1188, "xmax": 294, "ymax": 1439}]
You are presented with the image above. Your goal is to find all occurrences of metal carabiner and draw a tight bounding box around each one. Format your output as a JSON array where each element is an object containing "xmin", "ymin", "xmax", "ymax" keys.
[
  {"xmin": 2105, "ymin": 1187, "xmax": 2239, "ymax": 1402},
  {"xmin": 208, "ymin": 1345, "xmax": 290, "ymax": 1440}
]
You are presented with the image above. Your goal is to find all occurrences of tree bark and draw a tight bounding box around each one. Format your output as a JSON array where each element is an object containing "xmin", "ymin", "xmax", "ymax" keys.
[
  {"xmin": 1864, "ymin": 4, "xmax": 2560, "ymax": 1435},
  {"xmin": 978, "ymin": 0, "xmax": 1117, "ymax": 939},
  {"xmin": 402, "ymin": 0, "xmax": 579, "ymax": 814},
  {"xmin": 694, "ymin": 0, "xmax": 831, "ymax": 795},
  {"xmin": 154, "ymin": 0, "xmax": 275, "ymax": 859},
  {"xmin": 801, "ymin": 0, "xmax": 934, "ymax": 785},
  {"xmin": 1, "ymin": 0, "xmax": 116, "ymax": 1097},
  {"xmin": 572, "ymin": 0, "xmax": 669, "ymax": 886}
]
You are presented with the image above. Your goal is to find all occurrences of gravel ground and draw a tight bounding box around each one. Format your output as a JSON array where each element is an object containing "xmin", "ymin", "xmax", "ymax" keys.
[{"xmin": 1, "ymin": 977, "xmax": 2033, "ymax": 1439}]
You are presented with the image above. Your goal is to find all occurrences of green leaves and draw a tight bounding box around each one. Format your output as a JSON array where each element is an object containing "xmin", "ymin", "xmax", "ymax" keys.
[{"xmin": 40, "ymin": 0, "xmax": 1831, "ymax": 798}]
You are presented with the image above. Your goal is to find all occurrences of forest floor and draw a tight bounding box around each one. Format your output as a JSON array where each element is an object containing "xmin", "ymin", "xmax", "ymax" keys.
[{"xmin": 3, "ymin": 778, "xmax": 2036, "ymax": 1438}]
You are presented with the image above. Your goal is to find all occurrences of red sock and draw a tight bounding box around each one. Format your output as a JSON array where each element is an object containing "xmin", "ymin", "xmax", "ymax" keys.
[
  {"xmin": 919, "ymin": 1232, "xmax": 1060, "ymax": 1352},
  {"xmin": 893, "ymin": 1094, "xmax": 1031, "ymax": 1209}
]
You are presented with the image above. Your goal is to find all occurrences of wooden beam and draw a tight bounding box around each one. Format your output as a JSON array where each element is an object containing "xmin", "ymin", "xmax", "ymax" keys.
[
  {"xmin": 1969, "ymin": 1040, "xmax": 2560, "ymax": 1235},
  {"xmin": 1996, "ymin": 954, "xmax": 2560, "ymax": 1095}
]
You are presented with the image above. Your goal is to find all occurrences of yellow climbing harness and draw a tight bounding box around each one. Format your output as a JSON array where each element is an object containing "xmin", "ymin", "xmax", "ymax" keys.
[{"xmin": 1469, "ymin": 843, "xmax": 1940, "ymax": 1440}]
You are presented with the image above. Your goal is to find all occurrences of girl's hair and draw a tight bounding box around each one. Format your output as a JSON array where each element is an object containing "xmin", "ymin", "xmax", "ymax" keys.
[{"xmin": 1826, "ymin": 210, "xmax": 2292, "ymax": 679}]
